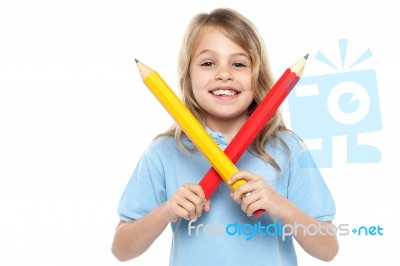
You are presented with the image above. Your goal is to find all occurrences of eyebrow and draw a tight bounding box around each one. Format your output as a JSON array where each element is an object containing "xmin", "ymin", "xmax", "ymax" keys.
[{"xmin": 195, "ymin": 49, "xmax": 250, "ymax": 59}]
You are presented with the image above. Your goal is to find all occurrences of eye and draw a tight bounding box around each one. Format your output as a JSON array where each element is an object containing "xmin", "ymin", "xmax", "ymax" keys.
[
  {"xmin": 233, "ymin": 62, "xmax": 246, "ymax": 68},
  {"xmin": 200, "ymin": 61, "xmax": 214, "ymax": 67}
]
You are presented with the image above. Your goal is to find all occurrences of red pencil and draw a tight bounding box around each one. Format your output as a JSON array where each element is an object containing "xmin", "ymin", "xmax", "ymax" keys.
[{"xmin": 199, "ymin": 54, "xmax": 308, "ymax": 217}]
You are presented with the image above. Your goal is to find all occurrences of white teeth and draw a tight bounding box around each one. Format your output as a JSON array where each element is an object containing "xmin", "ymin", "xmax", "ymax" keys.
[{"xmin": 212, "ymin": 89, "xmax": 237, "ymax": 96}]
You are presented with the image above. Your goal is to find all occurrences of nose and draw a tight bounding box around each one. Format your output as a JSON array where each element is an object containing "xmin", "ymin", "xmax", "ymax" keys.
[{"xmin": 215, "ymin": 64, "xmax": 233, "ymax": 81}]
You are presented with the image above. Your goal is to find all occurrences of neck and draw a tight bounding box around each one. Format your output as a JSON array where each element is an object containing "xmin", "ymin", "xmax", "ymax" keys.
[{"xmin": 204, "ymin": 115, "xmax": 248, "ymax": 143}]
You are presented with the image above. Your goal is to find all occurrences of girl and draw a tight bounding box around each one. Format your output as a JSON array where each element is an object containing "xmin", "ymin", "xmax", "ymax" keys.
[{"xmin": 112, "ymin": 8, "xmax": 338, "ymax": 265}]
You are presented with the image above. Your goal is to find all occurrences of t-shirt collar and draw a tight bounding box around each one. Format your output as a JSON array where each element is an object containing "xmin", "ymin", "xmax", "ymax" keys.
[
  {"xmin": 183, "ymin": 127, "xmax": 228, "ymax": 146},
  {"xmin": 205, "ymin": 127, "xmax": 228, "ymax": 146}
]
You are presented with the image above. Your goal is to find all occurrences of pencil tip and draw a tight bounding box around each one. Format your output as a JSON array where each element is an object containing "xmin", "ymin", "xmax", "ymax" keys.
[
  {"xmin": 304, "ymin": 54, "xmax": 309, "ymax": 60},
  {"xmin": 135, "ymin": 59, "xmax": 139, "ymax": 63}
]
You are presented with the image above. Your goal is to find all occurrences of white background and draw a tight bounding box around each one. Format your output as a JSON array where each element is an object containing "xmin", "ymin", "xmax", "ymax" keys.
[{"xmin": 1, "ymin": 0, "xmax": 399, "ymax": 265}]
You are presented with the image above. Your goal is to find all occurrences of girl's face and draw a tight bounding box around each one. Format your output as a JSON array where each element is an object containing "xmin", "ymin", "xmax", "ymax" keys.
[{"xmin": 189, "ymin": 27, "xmax": 253, "ymax": 128}]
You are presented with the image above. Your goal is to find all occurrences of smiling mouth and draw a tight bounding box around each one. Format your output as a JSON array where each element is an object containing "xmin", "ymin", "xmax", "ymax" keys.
[{"xmin": 210, "ymin": 89, "xmax": 239, "ymax": 97}]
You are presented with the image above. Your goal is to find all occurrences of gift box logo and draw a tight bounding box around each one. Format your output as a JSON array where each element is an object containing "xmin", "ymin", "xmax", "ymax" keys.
[{"xmin": 288, "ymin": 39, "xmax": 382, "ymax": 168}]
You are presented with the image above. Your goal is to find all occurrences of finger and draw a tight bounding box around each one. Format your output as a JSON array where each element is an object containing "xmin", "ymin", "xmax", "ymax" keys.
[
  {"xmin": 203, "ymin": 199, "xmax": 211, "ymax": 212},
  {"xmin": 240, "ymin": 180, "xmax": 264, "ymax": 194},
  {"xmin": 228, "ymin": 170, "xmax": 261, "ymax": 187},
  {"xmin": 187, "ymin": 184, "xmax": 206, "ymax": 202},
  {"xmin": 168, "ymin": 197, "xmax": 193, "ymax": 221},
  {"xmin": 228, "ymin": 171, "xmax": 249, "ymax": 185},
  {"xmin": 173, "ymin": 190, "xmax": 197, "ymax": 220},
  {"xmin": 175, "ymin": 204, "xmax": 194, "ymax": 221},
  {"xmin": 246, "ymin": 200, "xmax": 265, "ymax": 217},
  {"xmin": 180, "ymin": 186, "xmax": 205, "ymax": 218},
  {"xmin": 231, "ymin": 183, "xmax": 252, "ymax": 203},
  {"xmin": 177, "ymin": 199, "xmax": 197, "ymax": 220},
  {"xmin": 240, "ymin": 192, "xmax": 260, "ymax": 214},
  {"xmin": 186, "ymin": 184, "xmax": 208, "ymax": 216}
]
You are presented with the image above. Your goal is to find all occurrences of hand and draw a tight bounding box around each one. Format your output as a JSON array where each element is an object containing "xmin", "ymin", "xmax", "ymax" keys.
[
  {"xmin": 229, "ymin": 171, "xmax": 286, "ymax": 218},
  {"xmin": 161, "ymin": 184, "xmax": 210, "ymax": 222}
]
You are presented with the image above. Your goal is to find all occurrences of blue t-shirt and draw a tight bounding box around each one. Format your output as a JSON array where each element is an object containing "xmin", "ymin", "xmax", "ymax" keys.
[{"xmin": 118, "ymin": 130, "xmax": 335, "ymax": 266}]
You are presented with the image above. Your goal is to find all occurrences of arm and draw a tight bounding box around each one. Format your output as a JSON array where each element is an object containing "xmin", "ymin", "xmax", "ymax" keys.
[
  {"xmin": 112, "ymin": 184, "xmax": 209, "ymax": 262},
  {"xmin": 111, "ymin": 204, "xmax": 169, "ymax": 262},
  {"xmin": 229, "ymin": 171, "xmax": 339, "ymax": 262},
  {"xmin": 277, "ymin": 200, "xmax": 339, "ymax": 261}
]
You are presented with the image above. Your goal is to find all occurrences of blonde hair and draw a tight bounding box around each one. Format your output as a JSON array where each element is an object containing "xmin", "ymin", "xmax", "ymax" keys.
[{"xmin": 159, "ymin": 8, "xmax": 289, "ymax": 171}]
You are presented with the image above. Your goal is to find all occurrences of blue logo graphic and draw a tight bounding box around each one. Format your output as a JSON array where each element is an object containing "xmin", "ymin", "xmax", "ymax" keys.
[{"xmin": 288, "ymin": 39, "xmax": 382, "ymax": 167}]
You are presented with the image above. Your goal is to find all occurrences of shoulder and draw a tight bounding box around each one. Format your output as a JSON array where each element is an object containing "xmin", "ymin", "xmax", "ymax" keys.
[
  {"xmin": 133, "ymin": 136, "xmax": 180, "ymax": 177},
  {"xmin": 143, "ymin": 135, "xmax": 194, "ymax": 162},
  {"xmin": 144, "ymin": 136, "xmax": 178, "ymax": 157},
  {"xmin": 147, "ymin": 135, "xmax": 176, "ymax": 149}
]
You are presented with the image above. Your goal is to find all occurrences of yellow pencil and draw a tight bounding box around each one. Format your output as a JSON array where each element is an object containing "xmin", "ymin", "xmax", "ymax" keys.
[{"xmin": 135, "ymin": 59, "xmax": 246, "ymax": 191}]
